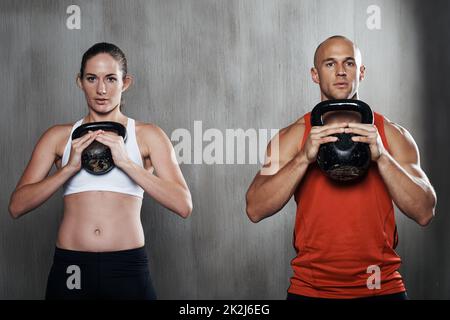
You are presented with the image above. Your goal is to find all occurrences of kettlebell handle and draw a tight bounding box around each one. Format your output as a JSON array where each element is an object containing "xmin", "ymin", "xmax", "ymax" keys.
[
  {"xmin": 72, "ymin": 121, "xmax": 127, "ymax": 141},
  {"xmin": 310, "ymin": 99, "xmax": 374, "ymax": 127}
]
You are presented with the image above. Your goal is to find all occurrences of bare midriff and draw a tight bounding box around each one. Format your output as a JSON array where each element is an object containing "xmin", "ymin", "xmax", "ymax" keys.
[{"xmin": 57, "ymin": 191, "xmax": 144, "ymax": 252}]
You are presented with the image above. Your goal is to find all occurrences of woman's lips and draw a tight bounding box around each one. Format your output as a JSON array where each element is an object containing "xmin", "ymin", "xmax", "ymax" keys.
[{"xmin": 95, "ymin": 98, "xmax": 108, "ymax": 105}]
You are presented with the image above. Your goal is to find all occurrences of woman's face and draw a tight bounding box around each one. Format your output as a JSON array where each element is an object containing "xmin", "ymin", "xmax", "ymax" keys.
[{"xmin": 77, "ymin": 53, "xmax": 131, "ymax": 114}]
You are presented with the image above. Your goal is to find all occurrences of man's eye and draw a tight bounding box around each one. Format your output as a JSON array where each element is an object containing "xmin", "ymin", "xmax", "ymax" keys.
[
  {"xmin": 346, "ymin": 61, "xmax": 355, "ymax": 66},
  {"xmin": 326, "ymin": 63, "xmax": 334, "ymax": 67},
  {"xmin": 107, "ymin": 77, "xmax": 117, "ymax": 82}
]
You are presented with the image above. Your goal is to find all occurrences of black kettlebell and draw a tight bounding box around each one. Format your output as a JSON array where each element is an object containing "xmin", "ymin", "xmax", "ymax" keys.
[
  {"xmin": 72, "ymin": 121, "xmax": 127, "ymax": 175},
  {"xmin": 310, "ymin": 99, "xmax": 374, "ymax": 182}
]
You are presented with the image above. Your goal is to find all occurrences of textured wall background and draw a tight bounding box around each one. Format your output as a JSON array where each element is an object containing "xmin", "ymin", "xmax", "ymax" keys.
[{"xmin": 0, "ymin": 0, "xmax": 447, "ymax": 299}]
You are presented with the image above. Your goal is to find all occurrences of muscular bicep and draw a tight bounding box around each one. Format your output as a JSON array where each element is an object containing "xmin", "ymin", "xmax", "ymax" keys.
[
  {"xmin": 145, "ymin": 125, "xmax": 188, "ymax": 189},
  {"xmin": 386, "ymin": 122, "xmax": 430, "ymax": 182},
  {"xmin": 258, "ymin": 123, "xmax": 305, "ymax": 176},
  {"xmin": 15, "ymin": 127, "xmax": 59, "ymax": 190}
]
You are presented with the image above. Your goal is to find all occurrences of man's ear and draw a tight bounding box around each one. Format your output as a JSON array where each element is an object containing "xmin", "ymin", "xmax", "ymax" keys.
[
  {"xmin": 76, "ymin": 74, "xmax": 83, "ymax": 89},
  {"xmin": 122, "ymin": 75, "xmax": 134, "ymax": 92},
  {"xmin": 311, "ymin": 67, "xmax": 320, "ymax": 84},
  {"xmin": 359, "ymin": 65, "xmax": 366, "ymax": 81}
]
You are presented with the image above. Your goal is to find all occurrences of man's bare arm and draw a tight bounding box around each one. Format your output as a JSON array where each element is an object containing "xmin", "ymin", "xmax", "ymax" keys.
[
  {"xmin": 378, "ymin": 121, "xmax": 436, "ymax": 226},
  {"xmin": 246, "ymin": 120, "xmax": 348, "ymax": 223}
]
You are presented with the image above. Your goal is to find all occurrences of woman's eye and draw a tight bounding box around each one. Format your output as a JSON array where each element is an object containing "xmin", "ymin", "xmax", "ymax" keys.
[{"xmin": 86, "ymin": 77, "xmax": 96, "ymax": 82}]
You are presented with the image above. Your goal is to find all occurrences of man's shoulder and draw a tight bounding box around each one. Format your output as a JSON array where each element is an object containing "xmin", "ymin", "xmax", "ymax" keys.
[
  {"xmin": 381, "ymin": 116, "xmax": 419, "ymax": 159},
  {"xmin": 382, "ymin": 116, "xmax": 412, "ymax": 141},
  {"xmin": 279, "ymin": 116, "xmax": 306, "ymax": 139},
  {"xmin": 273, "ymin": 116, "xmax": 307, "ymax": 153}
]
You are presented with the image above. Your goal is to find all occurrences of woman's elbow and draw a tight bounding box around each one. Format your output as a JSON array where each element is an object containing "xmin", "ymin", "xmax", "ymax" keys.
[
  {"xmin": 8, "ymin": 198, "xmax": 22, "ymax": 220},
  {"xmin": 178, "ymin": 197, "xmax": 193, "ymax": 219}
]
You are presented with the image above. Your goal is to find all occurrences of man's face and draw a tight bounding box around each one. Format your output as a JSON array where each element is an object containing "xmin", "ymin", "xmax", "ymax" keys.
[{"xmin": 311, "ymin": 38, "xmax": 365, "ymax": 100}]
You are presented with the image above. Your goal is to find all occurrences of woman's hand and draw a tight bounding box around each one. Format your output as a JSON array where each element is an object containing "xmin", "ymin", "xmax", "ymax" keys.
[
  {"xmin": 66, "ymin": 130, "xmax": 102, "ymax": 173},
  {"xmin": 94, "ymin": 130, "xmax": 131, "ymax": 169}
]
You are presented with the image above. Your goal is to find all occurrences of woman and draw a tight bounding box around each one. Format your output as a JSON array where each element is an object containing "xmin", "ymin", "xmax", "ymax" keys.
[{"xmin": 8, "ymin": 42, "xmax": 193, "ymax": 299}]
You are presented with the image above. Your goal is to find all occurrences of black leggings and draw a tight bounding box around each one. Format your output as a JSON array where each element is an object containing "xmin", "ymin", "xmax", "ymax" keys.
[
  {"xmin": 45, "ymin": 246, "xmax": 156, "ymax": 300},
  {"xmin": 287, "ymin": 291, "xmax": 408, "ymax": 301}
]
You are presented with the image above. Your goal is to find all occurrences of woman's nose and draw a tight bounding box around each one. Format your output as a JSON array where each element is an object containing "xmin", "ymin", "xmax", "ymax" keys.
[{"xmin": 96, "ymin": 81, "xmax": 106, "ymax": 95}]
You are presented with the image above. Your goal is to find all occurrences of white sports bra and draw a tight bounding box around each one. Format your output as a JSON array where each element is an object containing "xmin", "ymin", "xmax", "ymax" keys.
[{"xmin": 61, "ymin": 117, "xmax": 144, "ymax": 198}]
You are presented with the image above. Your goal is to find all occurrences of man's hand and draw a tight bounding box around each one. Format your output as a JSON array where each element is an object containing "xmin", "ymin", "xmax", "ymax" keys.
[
  {"xmin": 346, "ymin": 123, "xmax": 387, "ymax": 162},
  {"xmin": 299, "ymin": 123, "xmax": 348, "ymax": 164}
]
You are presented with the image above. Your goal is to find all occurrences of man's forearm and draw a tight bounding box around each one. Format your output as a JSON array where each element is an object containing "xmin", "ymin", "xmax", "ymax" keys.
[
  {"xmin": 246, "ymin": 154, "xmax": 310, "ymax": 222},
  {"xmin": 377, "ymin": 153, "xmax": 436, "ymax": 226}
]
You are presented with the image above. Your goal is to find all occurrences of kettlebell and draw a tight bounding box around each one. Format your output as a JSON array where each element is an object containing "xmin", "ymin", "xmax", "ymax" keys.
[
  {"xmin": 71, "ymin": 121, "xmax": 127, "ymax": 175},
  {"xmin": 310, "ymin": 99, "xmax": 374, "ymax": 182}
]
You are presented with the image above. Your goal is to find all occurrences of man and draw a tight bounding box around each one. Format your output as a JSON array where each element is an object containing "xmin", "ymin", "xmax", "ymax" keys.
[{"xmin": 245, "ymin": 36, "xmax": 436, "ymax": 300}]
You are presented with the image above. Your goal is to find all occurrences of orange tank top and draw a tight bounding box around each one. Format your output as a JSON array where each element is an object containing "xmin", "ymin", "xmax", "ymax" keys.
[{"xmin": 288, "ymin": 112, "xmax": 406, "ymax": 299}]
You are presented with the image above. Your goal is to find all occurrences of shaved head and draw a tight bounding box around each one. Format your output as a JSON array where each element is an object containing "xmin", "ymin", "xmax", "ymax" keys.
[
  {"xmin": 311, "ymin": 35, "xmax": 366, "ymax": 100},
  {"xmin": 314, "ymin": 35, "xmax": 362, "ymax": 69}
]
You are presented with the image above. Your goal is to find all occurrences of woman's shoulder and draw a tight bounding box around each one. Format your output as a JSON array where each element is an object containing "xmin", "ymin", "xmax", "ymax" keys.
[
  {"xmin": 42, "ymin": 122, "xmax": 76, "ymax": 140},
  {"xmin": 134, "ymin": 120, "xmax": 173, "ymax": 152},
  {"xmin": 135, "ymin": 121, "xmax": 168, "ymax": 138},
  {"xmin": 41, "ymin": 122, "xmax": 78, "ymax": 156},
  {"xmin": 134, "ymin": 121, "xmax": 173, "ymax": 158}
]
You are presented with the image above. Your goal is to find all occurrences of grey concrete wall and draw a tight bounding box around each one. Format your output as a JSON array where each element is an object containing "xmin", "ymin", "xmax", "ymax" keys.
[{"xmin": 0, "ymin": 0, "xmax": 447, "ymax": 299}]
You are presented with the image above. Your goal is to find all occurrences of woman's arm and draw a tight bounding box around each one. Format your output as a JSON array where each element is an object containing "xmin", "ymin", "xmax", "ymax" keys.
[
  {"xmin": 97, "ymin": 124, "xmax": 193, "ymax": 218},
  {"xmin": 8, "ymin": 126, "xmax": 98, "ymax": 219}
]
